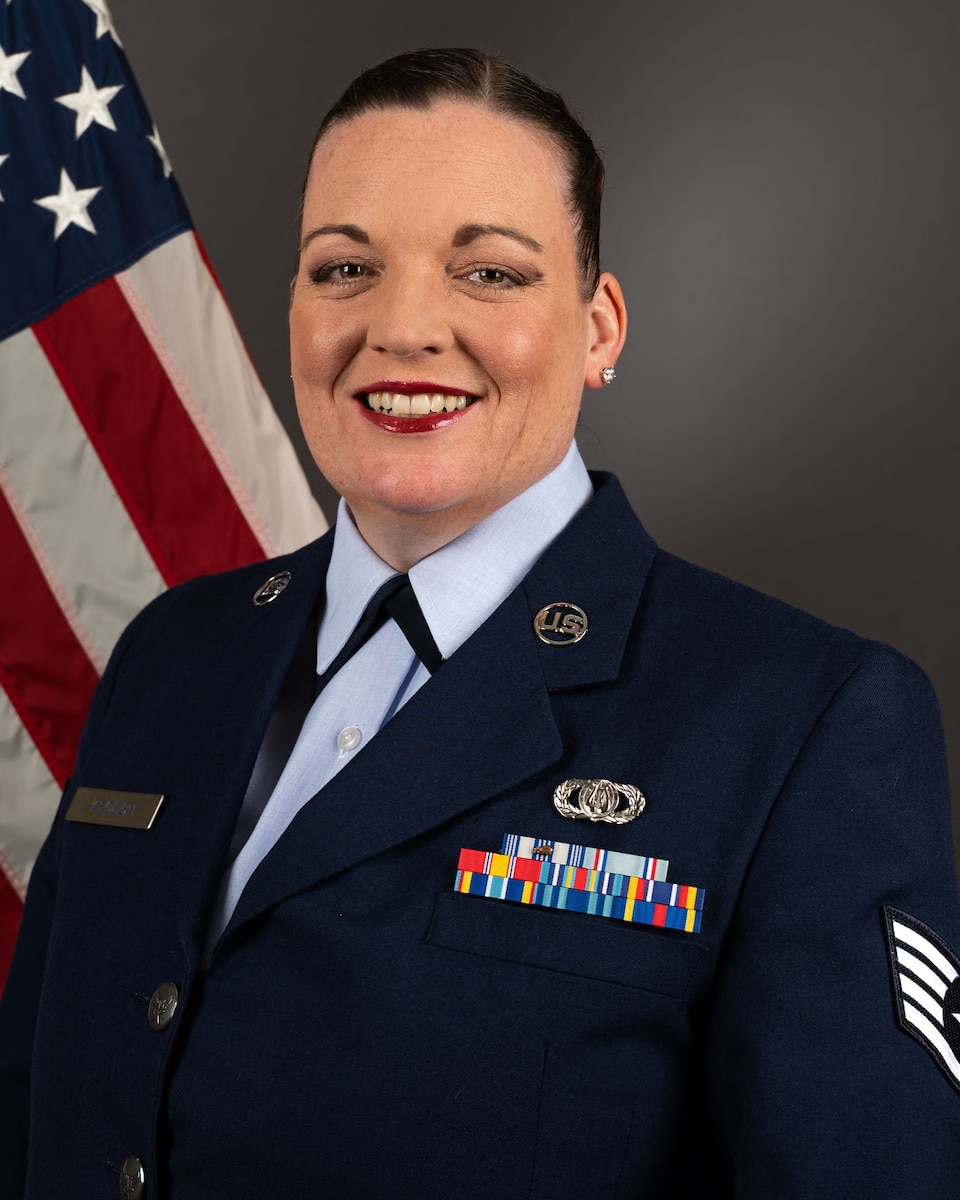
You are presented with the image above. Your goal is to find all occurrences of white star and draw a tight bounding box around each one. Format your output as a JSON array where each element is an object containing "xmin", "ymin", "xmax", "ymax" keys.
[
  {"xmin": 147, "ymin": 123, "xmax": 173, "ymax": 177},
  {"xmin": 0, "ymin": 153, "xmax": 8, "ymax": 202},
  {"xmin": 80, "ymin": 0, "xmax": 122, "ymax": 46},
  {"xmin": 0, "ymin": 44, "xmax": 30, "ymax": 99},
  {"xmin": 34, "ymin": 169, "xmax": 102, "ymax": 239},
  {"xmin": 56, "ymin": 66, "xmax": 123, "ymax": 138}
]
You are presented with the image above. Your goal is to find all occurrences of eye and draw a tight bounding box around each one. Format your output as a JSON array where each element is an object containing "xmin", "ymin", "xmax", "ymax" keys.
[
  {"xmin": 309, "ymin": 260, "xmax": 371, "ymax": 286},
  {"xmin": 462, "ymin": 264, "xmax": 525, "ymax": 289}
]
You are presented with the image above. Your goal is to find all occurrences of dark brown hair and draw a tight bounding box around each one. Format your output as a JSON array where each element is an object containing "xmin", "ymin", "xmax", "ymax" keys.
[{"xmin": 302, "ymin": 48, "xmax": 604, "ymax": 300}]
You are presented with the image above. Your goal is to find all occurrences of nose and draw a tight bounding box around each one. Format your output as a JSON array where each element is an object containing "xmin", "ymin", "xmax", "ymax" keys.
[{"xmin": 366, "ymin": 269, "xmax": 453, "ymax": 357}]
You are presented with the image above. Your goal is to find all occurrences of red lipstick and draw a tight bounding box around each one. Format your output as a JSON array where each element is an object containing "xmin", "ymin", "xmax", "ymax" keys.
[
  {"xmin": 358, "ymin": 381, "xmax": 475, "ymax": 396},
  {"xmin": 359, "ymin": 408, "xmax": 471, "ymax": 434},
  {"xmin": 355, "ymin": 381, "xmax": 479, "ymax": 433}
]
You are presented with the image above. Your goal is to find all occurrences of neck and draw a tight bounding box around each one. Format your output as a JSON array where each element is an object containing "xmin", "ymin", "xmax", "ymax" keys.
[{"xmin": 348, "ymin": 506, "xmax": 488, "ymax": 573}]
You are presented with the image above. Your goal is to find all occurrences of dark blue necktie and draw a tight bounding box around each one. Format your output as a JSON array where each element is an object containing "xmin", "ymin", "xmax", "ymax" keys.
[{"xmin": 314, "ymin": 574, "xmax": 442, "ymax": 697}]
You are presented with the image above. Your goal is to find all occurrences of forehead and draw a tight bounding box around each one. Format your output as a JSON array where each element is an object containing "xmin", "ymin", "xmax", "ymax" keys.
[{"xmin": 303, "ymin": 101, "xmax": 574, "ymax": 241}]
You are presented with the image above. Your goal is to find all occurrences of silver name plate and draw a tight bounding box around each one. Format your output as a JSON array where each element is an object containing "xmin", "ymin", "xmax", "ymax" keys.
[{"xmin": 65, "ymin": 787, "xmax": 165, "ymax": 830}]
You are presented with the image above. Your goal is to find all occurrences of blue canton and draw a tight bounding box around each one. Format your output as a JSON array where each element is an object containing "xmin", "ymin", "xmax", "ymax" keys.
[{"xmin": 0, "ymin": 0, "xmax": 191, "ymax": 339}]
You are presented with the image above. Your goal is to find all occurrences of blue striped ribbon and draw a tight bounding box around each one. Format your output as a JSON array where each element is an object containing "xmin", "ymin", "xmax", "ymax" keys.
[{"xmin": 500, "ymin": 833, "xmax": 669, "ymax": 880}]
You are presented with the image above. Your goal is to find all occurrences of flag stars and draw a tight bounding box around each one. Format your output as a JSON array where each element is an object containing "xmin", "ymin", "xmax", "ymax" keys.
[
  {"xmin": 148, "ymin": 124, "xmax": 173, "ymax": 178},
  {"xmin": 0, "ymin": 43, "xmax": 30, "ymax": 99},
  {"xmin": 81, "ymin": 0, "xmax": 123, "ymax": 46},
  {"xmin": 35, "ymin": 169, "xmax": 102, "ymax": 239},
  {"xmin": 56, "ymin": 66, "xmax": 124, "ymax": 139},
  {"xmin": 0, "ymin": 153, "xmax": 9, "ymax": 201}
]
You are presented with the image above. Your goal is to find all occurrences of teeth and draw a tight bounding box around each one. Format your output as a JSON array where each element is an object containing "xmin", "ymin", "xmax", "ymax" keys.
[{"xmin": 365, "ymin": 391, "xmax": 474, "ymax": 417}]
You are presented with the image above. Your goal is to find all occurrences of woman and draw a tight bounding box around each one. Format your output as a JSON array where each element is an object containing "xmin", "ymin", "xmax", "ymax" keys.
[{"xmin": 2, "ymin": 48, "xmax": 959, "ymax": 1198}]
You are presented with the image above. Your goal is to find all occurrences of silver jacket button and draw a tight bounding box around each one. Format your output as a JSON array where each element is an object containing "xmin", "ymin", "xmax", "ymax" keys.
[
  {"xmin": 147, "ymin": 982, "xmax": 179, "ymax": 1031},
  {"xmin": 119, "ymin": 1155, "xmax": 145, "ymax": 1200}
]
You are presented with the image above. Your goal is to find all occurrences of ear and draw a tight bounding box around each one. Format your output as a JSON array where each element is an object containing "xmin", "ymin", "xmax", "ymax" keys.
[{"xmin": 583, "ymin": 272, "xmax": 627, "ymax": 390}]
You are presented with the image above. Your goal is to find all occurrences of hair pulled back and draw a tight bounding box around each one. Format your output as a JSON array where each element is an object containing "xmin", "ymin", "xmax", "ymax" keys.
[{"xmin": 303, "ymin": 48, "xmax": 604, "ymax": 300}]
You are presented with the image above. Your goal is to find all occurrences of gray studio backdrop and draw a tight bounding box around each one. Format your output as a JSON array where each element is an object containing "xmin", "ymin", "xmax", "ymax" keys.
[{"xmin": 111, "ymin": 0, "xmax": 960, "ymax": 844}]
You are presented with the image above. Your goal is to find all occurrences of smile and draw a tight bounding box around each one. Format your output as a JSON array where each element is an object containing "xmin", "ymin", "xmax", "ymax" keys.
[{"xmin": 364, "ymin": 392, "xmax": 474, "ymax": 415}]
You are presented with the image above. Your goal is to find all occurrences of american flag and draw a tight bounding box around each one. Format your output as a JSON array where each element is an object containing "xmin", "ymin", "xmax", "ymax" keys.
[{"xmin": 0, "ymin": 0, "xmax": 327, "ymax": 987}]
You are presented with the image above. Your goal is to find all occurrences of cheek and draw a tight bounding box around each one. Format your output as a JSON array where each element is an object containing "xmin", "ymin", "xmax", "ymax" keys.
[
  {"xmin": 471, "ymin": 314, "xmax": 554, "ymax": 396},
  {"xmin": 290, "ymin": 303, "xmax": 362, "ymax": 384}
]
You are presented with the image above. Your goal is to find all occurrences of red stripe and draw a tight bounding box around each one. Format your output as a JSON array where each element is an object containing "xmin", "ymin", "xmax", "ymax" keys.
[
  {"xmin": 653, "ymin": 903, "xmax": 668, "ymax": 927},
  {"xmin": 0, "ymin": 874, "xmax": 23, "ymax": 993},
  {"xmin": 33, "ymin": 277, "xmax": 266, "ymax": 585},
  {"xmin": 0, "ymin": 488, "xmax": 100, "ymax": 786}
]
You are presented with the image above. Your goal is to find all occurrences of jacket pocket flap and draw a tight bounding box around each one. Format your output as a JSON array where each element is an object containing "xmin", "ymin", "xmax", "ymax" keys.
[{"xmin": 425, "ymin": 891, "xmax": 705, "ymax": 997}]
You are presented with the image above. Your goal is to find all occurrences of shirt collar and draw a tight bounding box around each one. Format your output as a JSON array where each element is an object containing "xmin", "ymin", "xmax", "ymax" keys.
[{"xmin": 317, "ymin": 441, "xmax": 593, "ymax": 671}]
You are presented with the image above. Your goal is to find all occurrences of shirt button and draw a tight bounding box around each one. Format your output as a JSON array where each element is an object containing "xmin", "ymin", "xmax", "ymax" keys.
[
  {"xmin": 337, "ymin": 725, "xmax": 362, "ymax": 752},
  {"xmin": 119, "ymin": 1156, "xmax": 145, "ymax": 1200},
  {"xmin": 147, "ymin": 982, "xmax": 179, "ymax": 1031}
]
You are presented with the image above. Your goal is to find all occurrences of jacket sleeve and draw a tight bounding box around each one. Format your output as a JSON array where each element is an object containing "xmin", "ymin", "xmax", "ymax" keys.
[
  {"xmin": 705, "ymin": 646, "xmax": 960, "ymax": 1196},
  {"xmin": 0, "ymin": 597, "xmax": 155, "ymax": 1193}
]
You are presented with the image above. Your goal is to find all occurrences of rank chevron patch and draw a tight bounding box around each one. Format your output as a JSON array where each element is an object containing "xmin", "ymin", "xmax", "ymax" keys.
[{"xmin": 884, "ymin": 906, "xmax": 960, "ymax": 1093}]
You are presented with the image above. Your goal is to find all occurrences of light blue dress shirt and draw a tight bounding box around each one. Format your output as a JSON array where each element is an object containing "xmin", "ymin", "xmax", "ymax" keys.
[{"xmin": 207, "ymin": 442, "xmax": 593, "ymax": 945}]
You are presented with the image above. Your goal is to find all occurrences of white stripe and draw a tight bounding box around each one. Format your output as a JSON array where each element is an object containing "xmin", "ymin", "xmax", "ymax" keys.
[
  {"xmin": 894, "ymin": 919, "xmax": 958, "ymax": 984},
  {"xmin": 118, "ymin": 233, "xmax": 327, "ymax": 555},
  {"xmin": 900, "ymin": 971, "xmax": 946, "ymax": 1026},
  {"xmin": 0, "ymin": 328, "xmax": 166, "ymax": 669},
  {"xmin": 0, "ymin": 460, "xmax": 102, "ymax": 675},
  {"xmin": 903, "ymin": 1000, "xmax": 960, "ymax": 1083},
  {"xmin": 896, "ymin": 947, "xmax": 949, "ymax": 999},
  {"xmin": 0, "ymin": 685, "xmax": 61, "ymax": 895}
]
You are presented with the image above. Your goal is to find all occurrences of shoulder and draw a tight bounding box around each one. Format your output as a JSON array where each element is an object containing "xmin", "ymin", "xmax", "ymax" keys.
[
  {"xmin": 85, "ymin": 532, "xmax": 333, "ymax": 716},
  {"xmin": 577, "ymin": 479, "xmax": 934, "ymax": 739},
  {"xmin": 647, "ymin": 545, "xmax": 872, "ymax": 662},
  {"xmin": 134, "ymin": 531, "xmax": 333, "ymax": 627}
]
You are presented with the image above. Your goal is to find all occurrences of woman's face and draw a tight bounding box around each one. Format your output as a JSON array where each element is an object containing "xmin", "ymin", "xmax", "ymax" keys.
[{"xmin": 290, "ymin": 100, "xmax": 623, "ymax": 543}]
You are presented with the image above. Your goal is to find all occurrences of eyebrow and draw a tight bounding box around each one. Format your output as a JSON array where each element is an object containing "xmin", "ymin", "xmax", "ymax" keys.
[
  {"xmin": 299, "ymin": 221, "xmax": 544, "ymax": 255},
  {"xmin": 300, "ymin": 223, "xmax": 370, "ymax": 252},
  {"xmin": 452, "ymin": 223, "xmax": 543, "ymax": 253}
]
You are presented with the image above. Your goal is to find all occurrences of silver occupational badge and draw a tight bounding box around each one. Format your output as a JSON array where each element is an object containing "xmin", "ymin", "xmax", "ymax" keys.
[
  {"xmin": 253, "ymin": 571, "xmax": 292, "ymax": 606},
  {"xmin": 553, "ymin": 778, "xmax": 646, "ymax": 824},
  {"xmin": 534, "ymin": 602, "xmax": 588, "ymax": 645}
]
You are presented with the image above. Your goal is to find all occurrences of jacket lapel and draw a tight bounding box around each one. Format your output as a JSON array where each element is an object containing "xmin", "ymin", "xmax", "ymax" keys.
[
  {"xmin": 220, "ymin": 474, "xmax": 657, "ymax": 943},
  {"xmin": 164, "ymin": 535, "xmax": 333, "ymax": 955}
]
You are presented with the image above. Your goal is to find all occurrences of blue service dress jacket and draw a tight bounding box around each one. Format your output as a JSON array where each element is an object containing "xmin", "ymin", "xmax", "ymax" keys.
[{"xmin": 2, "ymin": 472, "xmax": 960, "ymax": 1198}]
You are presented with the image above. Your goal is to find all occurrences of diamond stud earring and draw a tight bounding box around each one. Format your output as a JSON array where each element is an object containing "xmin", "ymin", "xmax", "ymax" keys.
[{"xmin": 600, "ymin": 366, "xmax": 617, "ymax": 385}]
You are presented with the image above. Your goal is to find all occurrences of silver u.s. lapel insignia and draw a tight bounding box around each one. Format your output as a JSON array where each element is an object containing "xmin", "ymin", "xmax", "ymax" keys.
[
  {"xmin": 553, "ymin": 778, "xmax": 646, "ymax": 824},
  {"xmin": 533, "ymin": 602, "xmax": 588, "ymax": 645},
  {"xmin": 253, "ymin": 571, "xmax": 292, "ymax": 606}
]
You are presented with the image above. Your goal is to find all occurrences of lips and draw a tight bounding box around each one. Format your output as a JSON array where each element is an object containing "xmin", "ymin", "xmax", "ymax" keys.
[
  {"xmin": 355, "ymin": 382, "xmax": 479, "ymax": 428},
  {"xmin": 353, "ymin": 385, "xmax": 477, "ymax": 434}
]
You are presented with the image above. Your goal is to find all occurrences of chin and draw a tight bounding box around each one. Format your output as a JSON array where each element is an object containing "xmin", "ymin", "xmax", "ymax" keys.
[{"xmin": 350, "ymin": 464, "xmax": 486, "ymax": 523}]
